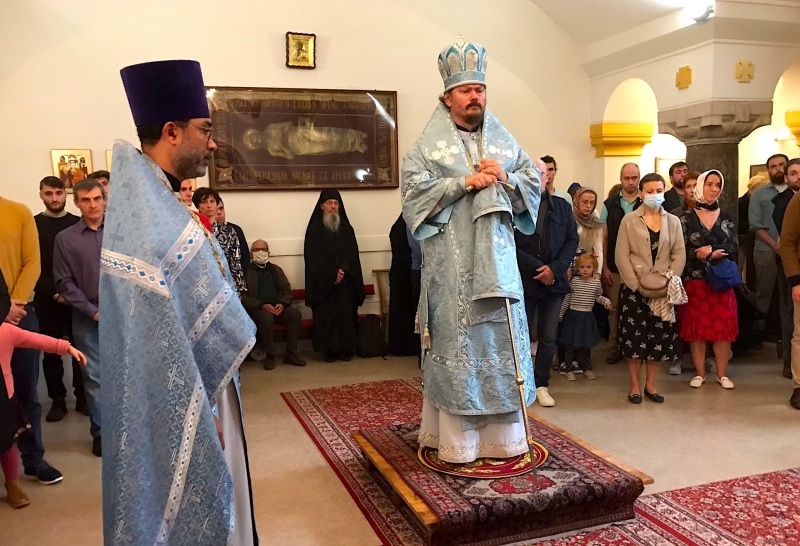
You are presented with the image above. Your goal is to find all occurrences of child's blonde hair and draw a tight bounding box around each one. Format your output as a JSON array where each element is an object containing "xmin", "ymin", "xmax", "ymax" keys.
[{"xmin": 575, "ymin": 252, "xmax": 598, "ymax": 273}]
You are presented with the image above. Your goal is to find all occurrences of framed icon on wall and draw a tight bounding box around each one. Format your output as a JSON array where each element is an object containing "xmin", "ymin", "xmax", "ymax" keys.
[{"xmin": 51, "ymin": 149, "xmax": 92, "ymax": 192}]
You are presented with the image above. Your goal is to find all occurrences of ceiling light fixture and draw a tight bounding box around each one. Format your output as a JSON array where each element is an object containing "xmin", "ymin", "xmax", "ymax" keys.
[{"xmin": 685, "ymin": 0, "xmax": 715, "ymax": 23}]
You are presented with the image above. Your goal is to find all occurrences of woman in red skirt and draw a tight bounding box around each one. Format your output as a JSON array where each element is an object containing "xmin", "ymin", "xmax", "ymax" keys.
[{"xmin": 679, "ymin": 170, "xmax": 738, "ymax": 389}]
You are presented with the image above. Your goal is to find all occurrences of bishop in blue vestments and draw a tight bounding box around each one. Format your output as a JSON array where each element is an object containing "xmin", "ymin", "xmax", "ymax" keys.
[
  {"xmin": 402, "ymin": 39, "xmax": 542, "ymax": 463},
  {"xmin": 100, "ymin": 60, "xmax": 258, "ymax": 545}
]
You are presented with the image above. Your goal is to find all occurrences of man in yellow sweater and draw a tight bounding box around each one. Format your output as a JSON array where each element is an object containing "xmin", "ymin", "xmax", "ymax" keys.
[{"xmin": 0, "ymin": 195, "xmax": 63, "ymax": 484}]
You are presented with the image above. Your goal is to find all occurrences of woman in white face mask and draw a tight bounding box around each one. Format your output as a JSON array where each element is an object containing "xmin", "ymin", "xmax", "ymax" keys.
[{"xmin": 614, "ymin": 173, "xmax": 687, "ymax": 404}]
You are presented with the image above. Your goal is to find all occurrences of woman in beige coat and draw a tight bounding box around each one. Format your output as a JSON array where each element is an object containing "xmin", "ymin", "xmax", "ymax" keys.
[{"xmin": 615, "ymin": 173, "xmax": 686, "ymax": 404}]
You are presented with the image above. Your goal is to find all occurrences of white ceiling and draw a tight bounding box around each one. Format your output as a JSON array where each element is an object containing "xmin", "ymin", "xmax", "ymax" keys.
[{"xmin": 532, "ymin": 0, "xmax": 686, "ymax": 47}]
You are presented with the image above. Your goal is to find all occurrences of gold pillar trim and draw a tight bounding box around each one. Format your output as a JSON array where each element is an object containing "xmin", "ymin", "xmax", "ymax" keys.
[
  {"xmin": 676, "ymin": 66, "xmax": 692, "ymax": 90},
  {"xmin": 589, "ymin": 122, "xmax": 654, "ymax": 158},
  {"xmin": 786, "ymin": 110, "xmax": 800, "ymax": 146}
]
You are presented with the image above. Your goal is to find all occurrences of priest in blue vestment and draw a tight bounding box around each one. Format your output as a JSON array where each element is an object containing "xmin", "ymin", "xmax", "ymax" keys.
[
  {"xmin": 100, "ymin": 60, "xmax": 258, "ymax": 545},
  {"xmin": 402, "ymin": 39, "xmax": 542, "ymax": 463}
]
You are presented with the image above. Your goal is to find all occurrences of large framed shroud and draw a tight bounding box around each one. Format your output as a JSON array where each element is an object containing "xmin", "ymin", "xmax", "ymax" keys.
[{"xmin": 207, "ymin": 87, "xmax": 398, "ymax": 191}]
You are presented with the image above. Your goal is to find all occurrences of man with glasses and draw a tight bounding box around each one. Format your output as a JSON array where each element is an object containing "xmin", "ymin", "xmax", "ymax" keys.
[{"xmin": 100, "ymin": 60, "xmax": 259, "ymax": 545}]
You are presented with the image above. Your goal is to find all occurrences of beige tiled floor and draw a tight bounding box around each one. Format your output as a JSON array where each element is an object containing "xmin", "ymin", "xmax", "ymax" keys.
[{"xmin": 1, "ymin": 346, "xmax": 799, "ymax": 545}]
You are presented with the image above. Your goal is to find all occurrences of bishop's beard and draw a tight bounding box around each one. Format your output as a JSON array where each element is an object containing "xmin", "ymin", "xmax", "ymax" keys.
[{"xmin": 323, "ymin": 211, "xmax": 340, "ymax": 232}]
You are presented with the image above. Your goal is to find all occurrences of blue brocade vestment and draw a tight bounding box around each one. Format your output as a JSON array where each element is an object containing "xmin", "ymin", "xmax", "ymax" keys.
[
  {"xmin": 99, "ymin": 141, "xmax": 257, "ymax": 545},
  {"xmin": 401, "ymin": 104, "xmax": 542, "ymax": 418}
]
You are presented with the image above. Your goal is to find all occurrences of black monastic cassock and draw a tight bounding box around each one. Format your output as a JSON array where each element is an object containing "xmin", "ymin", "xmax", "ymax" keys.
[
  {"xmin": 387, "ymin": 214, "xmax": 418, "ymax": 356},
  {"xmin": 304, "ymin": 190, "xmax": 365, "ymax": 356}
]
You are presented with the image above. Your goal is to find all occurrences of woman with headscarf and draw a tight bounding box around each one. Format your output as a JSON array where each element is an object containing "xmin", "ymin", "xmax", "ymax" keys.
[
  {"xmin": 572, "ymin": 188, "xmax": 604, "ymax": 273},
  {"xmin": 679, "ymin": 170, "xmax": 738, "ymax": 390},
  {"xmin": 303, "ymin": 189, "xmax": 365, "ymax": 362}
]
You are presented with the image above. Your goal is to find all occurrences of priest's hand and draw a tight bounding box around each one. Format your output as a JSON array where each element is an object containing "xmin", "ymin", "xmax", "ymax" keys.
[
  {"xmin": 214, "ymin": 415, "xmax": 225, "ymax": 450},
  {"xmin": 534, "ymin": 265, "xmax": 555, "ymax": 285},
  {"xmin": 263, "ymin": 304, "xmax": 279, "ymax": 316},
  {"xmin": 335, "ymin": 268, "xmax": 345, "ymax": 284},
  {"xmin": 479, "ymin": 159, "xmax": 508, "ymax": 183},
  {"xmin": 465, "ymin": 173, "xmax": 497, "ymax": 191},
  {"xmin": 274, "ymin": 303, "xmax": 284, "ymax": 315}
]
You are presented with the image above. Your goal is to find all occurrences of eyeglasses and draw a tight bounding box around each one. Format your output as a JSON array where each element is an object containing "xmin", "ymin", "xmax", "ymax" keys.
[{"xmin": 189, "ymin": 122, "xmax": 214, "ymax": 141}]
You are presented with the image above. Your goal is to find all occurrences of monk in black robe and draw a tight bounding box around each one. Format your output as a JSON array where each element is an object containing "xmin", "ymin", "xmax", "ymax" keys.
[
  {"xmin": 388, "ymin": 214, "xmax": 418, "ymax": 356},
  {"xmin": 304, "ymin": 189, "xmax": 365, "ymax": 362}
]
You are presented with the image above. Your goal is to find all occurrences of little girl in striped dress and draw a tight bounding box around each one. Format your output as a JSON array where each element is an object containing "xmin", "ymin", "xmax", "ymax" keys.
[{"xmin": 558, "ymin": 253, "xmax": 611, "ymax": 381}]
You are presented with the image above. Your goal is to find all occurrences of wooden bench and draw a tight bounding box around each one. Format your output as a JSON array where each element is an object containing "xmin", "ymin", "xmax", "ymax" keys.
[{"xmin": 273, "ymin": 285, "xmax": 375, "ymax": 339}]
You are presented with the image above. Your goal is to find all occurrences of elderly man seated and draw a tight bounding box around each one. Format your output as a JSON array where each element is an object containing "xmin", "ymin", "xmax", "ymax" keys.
[{"xmin": 241, "ymin": 239, "xmax": 306, "ymax": 369}]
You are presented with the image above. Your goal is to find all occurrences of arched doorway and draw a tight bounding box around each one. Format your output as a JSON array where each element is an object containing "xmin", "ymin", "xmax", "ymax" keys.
[{"xmin": 599, "ymin": 78, "xmax": 685, "ymax": 196}]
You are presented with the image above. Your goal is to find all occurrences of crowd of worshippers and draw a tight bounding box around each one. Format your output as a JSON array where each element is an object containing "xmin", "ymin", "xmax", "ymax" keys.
[
  {"xmin": 0, "ymin": 172, "xmax": 368, "ymax": 504},
  {"xmin": 389, "ymin": 153, "xmax": 800, "ymax": 411},
  {"xmin": 2, "ymin": 150, "xmax": 800, "ymax": 508}
]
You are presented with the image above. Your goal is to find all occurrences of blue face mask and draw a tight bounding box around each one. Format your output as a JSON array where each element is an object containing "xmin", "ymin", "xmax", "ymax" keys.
[{"xmin": 643, "ymin": 193, "xmax": 665, "ymax": 209}]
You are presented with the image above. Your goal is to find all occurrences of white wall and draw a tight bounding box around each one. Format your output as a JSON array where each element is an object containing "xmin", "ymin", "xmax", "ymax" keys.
[{"xmin": 0, "ymin": 0, "xmax": 593, "ymax": 312}]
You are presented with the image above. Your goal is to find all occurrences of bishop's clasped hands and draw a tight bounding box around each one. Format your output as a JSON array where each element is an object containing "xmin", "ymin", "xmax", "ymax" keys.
[{"xmin": 465, "ymin": 158, "xmax": 510, "ymax": 191}]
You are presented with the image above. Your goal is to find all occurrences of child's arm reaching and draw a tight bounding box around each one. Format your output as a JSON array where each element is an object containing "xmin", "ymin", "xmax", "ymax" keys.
[
  {"xmin": 6, "ymin": 323, "xmax": 87, "ymax": 365},
  {"xmin": 594, "ymin": 280, "xmax": 612, "ymax": 309}
]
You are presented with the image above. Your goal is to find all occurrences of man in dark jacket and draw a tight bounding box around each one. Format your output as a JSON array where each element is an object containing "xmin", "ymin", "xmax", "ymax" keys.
[
  {"xmin": 241, "ymin": 239, "xmax": 306, "ymax": 370},
  {"xmin": 515, "ymin": 190, "xmax": 579, "ymax": 407},
  {"xmin": 662, "ymin": 161, "xmax": 688, "ymax": 213},
  {"xmin": 600, "ymin": 163, "xmax": 642, "ymax": 363},
  {"xmin": 772, "ymin": 158, "xmax": 800, "ymax": 379}
]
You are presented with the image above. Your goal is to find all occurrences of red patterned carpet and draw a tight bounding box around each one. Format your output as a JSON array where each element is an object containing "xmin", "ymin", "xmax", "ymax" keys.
[{"xmin": 282, "ymin": 378, "xmax": 800, "ymax": 545}]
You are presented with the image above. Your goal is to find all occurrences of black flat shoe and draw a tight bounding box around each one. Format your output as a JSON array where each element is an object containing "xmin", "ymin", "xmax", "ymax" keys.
[
  {"xmin": 628, "ymin": 393, "xmax": 642, "ymax": 404},
  {"xmin": 644, "ymin": 389, "xmax": 664, "ymax": 403}
]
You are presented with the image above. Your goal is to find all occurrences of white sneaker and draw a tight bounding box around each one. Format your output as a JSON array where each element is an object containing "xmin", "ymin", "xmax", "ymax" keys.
[
  {"xmin": 717, "ymin": 376, "xmax": 735, "ymax": 389},
  {"xmin": 536, "ymin": 387, "xmax": 555, "ymax": 407},
  {"xmin": 668, "ymin": 361, "xmax": 682, "ymax": 375},
  {"xmin": 689, "ymin": 375, "xmax": 706, "ymax": 388}
]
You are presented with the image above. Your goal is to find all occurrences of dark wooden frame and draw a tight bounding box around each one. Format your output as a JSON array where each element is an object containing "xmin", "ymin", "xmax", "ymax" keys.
[{"xmin": 206, "ymin": 86, "xmax": 399, "ymax": 191}]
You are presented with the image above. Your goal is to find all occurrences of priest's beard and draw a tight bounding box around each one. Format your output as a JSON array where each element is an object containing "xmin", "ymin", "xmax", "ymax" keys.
[
  {"xmin": 462, "ymin": 105, "xmax": 484, "ymax": 129},
  {"xmin": 771, "ymin": 173, "xmax": 786, "ymax": 186},
  {"xmin": 323, "ymin": 211, "xmax": 340, "ymax": 232},
  {"xmin": 174, "ymin": 142, "xmax": 212, "ymax": 180}
]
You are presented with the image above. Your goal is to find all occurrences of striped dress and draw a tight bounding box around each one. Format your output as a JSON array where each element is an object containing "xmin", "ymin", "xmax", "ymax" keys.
[{"xmin": 559, "ymin": 277, "xmax": 610, "ymax": 349}]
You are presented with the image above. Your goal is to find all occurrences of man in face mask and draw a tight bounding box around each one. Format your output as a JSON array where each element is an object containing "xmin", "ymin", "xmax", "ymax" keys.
[{"xmin": 240, "ymin": 239, "xmax": 306, "ymax": 370}]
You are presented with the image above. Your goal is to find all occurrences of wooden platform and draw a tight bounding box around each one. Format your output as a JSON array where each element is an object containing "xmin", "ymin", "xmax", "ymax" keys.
[{"xmin": 353, "ymin": 415, "xmax": 653, "ymax": 546}]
